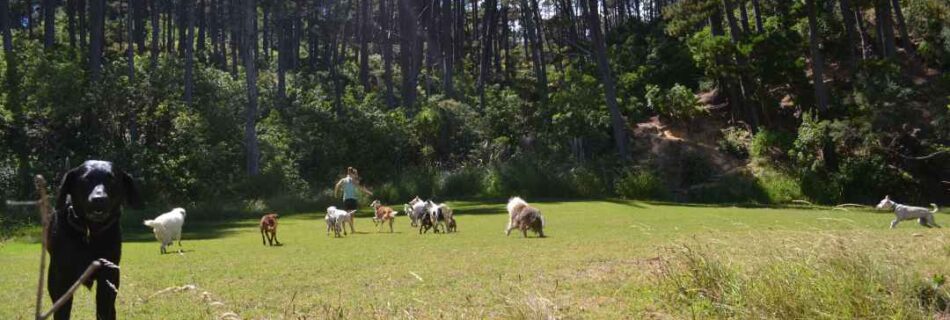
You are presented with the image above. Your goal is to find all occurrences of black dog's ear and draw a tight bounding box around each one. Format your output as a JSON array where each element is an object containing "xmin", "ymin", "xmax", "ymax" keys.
[
  {"xmin": 56, "ymin": 167, "xmax": 81, "ymax": 213},
  {"xmin": 121, "ymin": 171, "xmax": 144, "ymax": 209}
]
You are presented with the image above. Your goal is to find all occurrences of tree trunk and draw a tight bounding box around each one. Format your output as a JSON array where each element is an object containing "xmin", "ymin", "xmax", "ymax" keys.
[
  {"xmin": 889, "ymin": 0, "xmax": 915, "ymax": 57},
  {"xmin": 582, "ymin": 0, "xmax": 629, "ymax": 161},
  {"xmin": 150, "ymin": 0, "xmax": 160, "ymax": 68},
  {"xmin": 520, "ymin": 0, "xmax": 546, "ymax": 99},
  {"xmin": 1, "ymin": 0, "xmax": 11, "ymax": 53},
  {"xmin": 381, "ymin": 0, "xmax": 395, "ymax": 107},
  {"xmin": 128, "ymin": 0, "xmax": 138, "ymax": 145},
  {"xmin": 44, "ymin": 0, "xmax": 56, "ymax": 48},
  {"xmin": 806, "ymin": 0, "xmax": 829, "ymax": 111},
  {"xmin": 230, "ymin": 0, "xmax": 240, "ymax": 76},
  {"xmin": 737, "ymin": 0, "xmax": 750, "ymax": 34},
  {"xmin": 134, "ymin": 0, "xmax": 147, "ymax": 52},
  {"xmin": 197, "ymin": 0, "xmax": 207, "ymax": 54},
  {"xmin": 751, "ymin": 0, "xmax": 763, "ymax": 33},
  {"xmin": 477, "ymin": 0, "xmax": 496, "ymax": 105},
  {"xmin": 854, "ymin": 4, "xmax": 873, "ymax": 59},
  {"xmin": 67, "ymin": 0, "xmax": 77, "ymax": 48},
  {"xmin": 359, "ymin": 0, "xmax": 370, "ymax": 90},
  {"xmin": 441, "ymin": 0, "xmax": 455, "ymax": 96},
  {"xmin": 242, "ymin": 0, "xmax": 261, "ymax": 175},
  {"xmin": 79, "ymin": 0, "xmax": 87, "ymax": 49},
  {"xmin": 722, "ymin": 0, "xmax": 758, "ymax": 129},
  {"xmin": 277, "ymin": 0, "xmax": 286, "ymax": 102},
  {"xmin": 90, "ymin": 0, "xmax": 105, "ymax": 81},
  {"xmin": 184, "ymin": 0, "xmax": 196, "ymax": 105},
  {"xmin": 399, "ymin": 0, "xmax": 420, "ymax": 111},
  {"xmin": 262, "ymin": 0, "xmax": 270, "ymax": 61},
  {"xmin": 838, "ymin": 0, "xmax": 860, "ymax": 68},
  {"xmin": 875, "ymin": 0, "xmax": 896, "ymax": 58}
]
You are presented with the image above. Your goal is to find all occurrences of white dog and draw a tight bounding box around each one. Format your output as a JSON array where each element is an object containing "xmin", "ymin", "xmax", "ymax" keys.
[
  {"xmin": 876, "ymin": 195, "xmax": 940, "ymax": 228},
  {"xmin": 326, "ymin": 206, "xmax": 355, "ymax": 237},
  {"xmin": 144, "ymin": 207, "xmax": 187, "ymax": 254},
  {"xmin": 425, "ymin": 201, "xmax": 453, "ymax": 233},
  {"xmin": 406, "ymin": 196, "xmax": 427, "ymax": 227}
]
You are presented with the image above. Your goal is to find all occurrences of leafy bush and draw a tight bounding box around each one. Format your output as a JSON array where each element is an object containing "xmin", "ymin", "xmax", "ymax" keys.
[
  {"xmin": 646, "ymin": 83, "xmax": 705, "ymax": 120},
  {"xmin": 718, "ymin": 126, "xmax": 751, "ymax": 159},
  {"xmin": 750, "ymin": 129, "xmax": 794, "ymax": 165},
  {"xmin": 754, "ymin": 168, "xmax": 803, "ymax": 204},
  {"xmin": 615, "ymin": 168, "xmax": 668, "ymax": 200},
  {"xmin": 685, "ymin": 171, "xmax": 769, "ymax": 204},
  {"xmin": 439, "ymin": 167, "xmax": 486, "ymax": 198}
]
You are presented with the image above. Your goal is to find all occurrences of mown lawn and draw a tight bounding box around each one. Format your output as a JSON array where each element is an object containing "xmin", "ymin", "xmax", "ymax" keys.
[{"xmin": 1, "ymin": 200, "xmax": 947, "ymax": 319}]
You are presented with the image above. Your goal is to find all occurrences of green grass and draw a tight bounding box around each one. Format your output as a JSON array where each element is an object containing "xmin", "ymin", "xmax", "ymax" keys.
[{"xmin": 1, "ymin": 200, "xmax": 948, "ymax": 319}]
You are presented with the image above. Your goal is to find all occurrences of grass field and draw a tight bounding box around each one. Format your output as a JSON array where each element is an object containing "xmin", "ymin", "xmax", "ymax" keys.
[{"xmin": 1, "ymin": 200, "xmax": 948, "ymax": 319}]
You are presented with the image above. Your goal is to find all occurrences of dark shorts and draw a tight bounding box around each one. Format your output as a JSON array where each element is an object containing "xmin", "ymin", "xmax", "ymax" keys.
[{"xmin": 343, "ymin": 198, "xmax": 358, "ymax": 211}]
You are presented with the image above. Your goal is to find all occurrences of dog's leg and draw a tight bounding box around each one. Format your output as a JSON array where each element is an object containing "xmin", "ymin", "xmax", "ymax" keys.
[
  {"xmin": 890, "ymin": 219, "xmax": 899, "ymax": 229},
  {"xmin": 389, "ymin": 219, "xmax": 394, "ymax": 233},
  {"xmin": 918, "ymin": 218, "xmax": 932, "ymax": 228},
  {"xmin": 95, "ymin": 267, "xmax": 120, "ymax": 320},
  {"xmin": 349, "ymin": 215, "xmax": 356, "ymax": 234},
  {"xmin": 928, "ymin": 215, "xmax": 941, "ymax": 228},
  {"xmin": 261, "ymin": 229, "xmax": 267, "ymax": 245},
  {"xmin": 47, "ymin": 261, "xmax": 75, "ymax": 320}
]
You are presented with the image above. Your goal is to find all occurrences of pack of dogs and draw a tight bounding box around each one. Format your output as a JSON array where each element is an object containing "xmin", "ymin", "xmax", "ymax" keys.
[{"xmin": 43, "ymin": 160, "xmax": 944, "ymax": 319}]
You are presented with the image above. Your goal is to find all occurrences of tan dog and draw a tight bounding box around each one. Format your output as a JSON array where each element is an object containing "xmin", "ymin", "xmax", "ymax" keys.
[
  {"xmin": 260, "ymin": 213, "xmax": 281, "ymax": 246},
  {"xmin": 506, "ymin": 197, "xmax": 545, "ymax": 238},
  {"xmin": 370, "ymin": 200, "xmax": 399, "ymax": 232}
]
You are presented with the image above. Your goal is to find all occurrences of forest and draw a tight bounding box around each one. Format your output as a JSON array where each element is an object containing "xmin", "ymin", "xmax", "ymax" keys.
[{"xmin": 0, "ymin": 0, "xmax": 947, "ymax": 213}]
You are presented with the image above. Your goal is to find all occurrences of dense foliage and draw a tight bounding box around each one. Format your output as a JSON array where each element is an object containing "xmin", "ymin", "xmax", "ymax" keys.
[{"xmin": 0, "ymin": 0, "xmax": 947, "ymax": 219}]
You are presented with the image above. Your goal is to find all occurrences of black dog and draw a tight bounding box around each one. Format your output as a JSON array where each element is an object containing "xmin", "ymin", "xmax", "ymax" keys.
[{"xmin": 47, "ymin": 160, "xmax": 141, "ymax": 320}]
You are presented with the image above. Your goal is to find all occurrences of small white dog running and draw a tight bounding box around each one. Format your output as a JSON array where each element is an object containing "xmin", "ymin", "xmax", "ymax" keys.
[{"xmin": 876, "ymin": 195, "xmax": 940, "ymax": 228}]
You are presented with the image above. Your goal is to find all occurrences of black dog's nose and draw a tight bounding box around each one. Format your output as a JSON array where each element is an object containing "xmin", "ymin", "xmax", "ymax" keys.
[{"xmin": 88, "ymin": 184, "xmax": 109, "ymax": 206}]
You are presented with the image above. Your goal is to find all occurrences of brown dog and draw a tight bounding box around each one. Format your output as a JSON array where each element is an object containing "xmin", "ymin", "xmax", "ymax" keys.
[
  {"xmin": 260, "ymin": 213, "xmax": 281, "ymax": 246},
  {"xmin": 370, "ymin": 200, "xmax": 399, "ymax": 232},
  {"xmin": 506, "ymin": 197, "xmax": 545, "ymax": 238}
]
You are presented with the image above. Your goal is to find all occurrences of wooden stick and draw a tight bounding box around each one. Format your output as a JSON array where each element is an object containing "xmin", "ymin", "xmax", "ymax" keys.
[
  {"xmin": 39, "ymin": 261, "xmax": 103, "ymax": 319},
  {"xmin": 34, "ymin": 175, "xmax": 50, "ymax": 320}
]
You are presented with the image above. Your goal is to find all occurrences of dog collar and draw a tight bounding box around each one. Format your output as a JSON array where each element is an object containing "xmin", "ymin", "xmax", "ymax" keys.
[{"xmin": 65, "ymin": 205, "xmax": 119, "ymax": 243}]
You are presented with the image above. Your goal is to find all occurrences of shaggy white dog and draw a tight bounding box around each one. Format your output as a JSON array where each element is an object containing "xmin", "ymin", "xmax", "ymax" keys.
[
  {"xmin": 326, "ymin": 206, "xmax": 355, "ymax": 237},
  {"xmin": 406, "ymin": 196, "xmax": 427, "ymax": 227},
  {"xmin": 425, "ymin": 201, "xmax": 453, "ymax": 233},
  {"xmin": 144, "ymin": 207, "xmax": 187, "ymax": 254},
  {"xmin": 876, "ymin": 195, "xmax": 940, "ymax": 228}
]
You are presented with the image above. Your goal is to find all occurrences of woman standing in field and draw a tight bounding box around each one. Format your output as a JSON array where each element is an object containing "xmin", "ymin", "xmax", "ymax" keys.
[{"xmin": 334, "ymin": 167, "xmax": 373, "ymax": 233}]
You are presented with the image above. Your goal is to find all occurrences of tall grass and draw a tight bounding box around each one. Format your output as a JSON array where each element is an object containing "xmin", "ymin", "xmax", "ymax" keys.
[{"xmin": 657, "ymin": 243, "xmax": 949, "ymax": 319}]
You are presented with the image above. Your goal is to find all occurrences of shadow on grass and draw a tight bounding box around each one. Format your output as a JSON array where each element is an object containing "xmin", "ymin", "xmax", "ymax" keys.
[{"xmin": 122, "ymin": 220, "xmax": 257, "ymax": 243}]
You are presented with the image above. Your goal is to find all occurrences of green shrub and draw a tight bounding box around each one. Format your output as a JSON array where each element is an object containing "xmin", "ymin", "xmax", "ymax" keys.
[
  {"xmin": 750, "ymin": 129, "xmax": 794, "ymax": 165},
  {"xmin": 754, "ymin": 168, "xmax": 803, "ymax": 203},
  {"xmin": 718, "ymin": 126, "xmax": 751, "ymax": 159},
  {"xmin": 615, "ymin": 169, "xmax": 668, "ymax": 200},
  {"xmin": 439, "ymin": 167, "xmax": 486, "ymax": 198},
  {"xmin": 685, "ymin": 171, "xmax": 769, "ymax": 204},
  {"xmin": 645, "ymin": 83, "xmax": 706, "ymax": 120},
  {"xmin": 567, "ymin": 167, "xmax": 608, "ymax": 198}
]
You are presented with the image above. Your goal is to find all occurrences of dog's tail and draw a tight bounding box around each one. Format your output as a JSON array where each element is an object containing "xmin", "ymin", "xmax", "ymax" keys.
[
  {"xmin": 932, "ymin": 203, "xmax": 939, "ymax": 214},
  {"xmin": 144, "ymin": 219, "xmax": 158, "ymax": 228}
]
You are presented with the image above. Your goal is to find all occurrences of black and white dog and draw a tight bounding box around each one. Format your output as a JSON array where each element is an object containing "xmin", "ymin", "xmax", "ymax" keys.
[{"xmin": 47, "ymin": 160, "xmax": 142, "ymax": 320}]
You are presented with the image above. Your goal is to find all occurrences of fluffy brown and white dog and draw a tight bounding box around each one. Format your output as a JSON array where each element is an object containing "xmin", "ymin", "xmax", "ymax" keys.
[
  {"xmin": 259, "ymin": 213, "xmax": 281, "ymax": 246},
  {"xmin": 506, "ymin": 197, "xmax": 545, "ymax": 238},
  {"xmin": 370, "ymin": 200, "xmax": 399, "ymax": 232}
]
